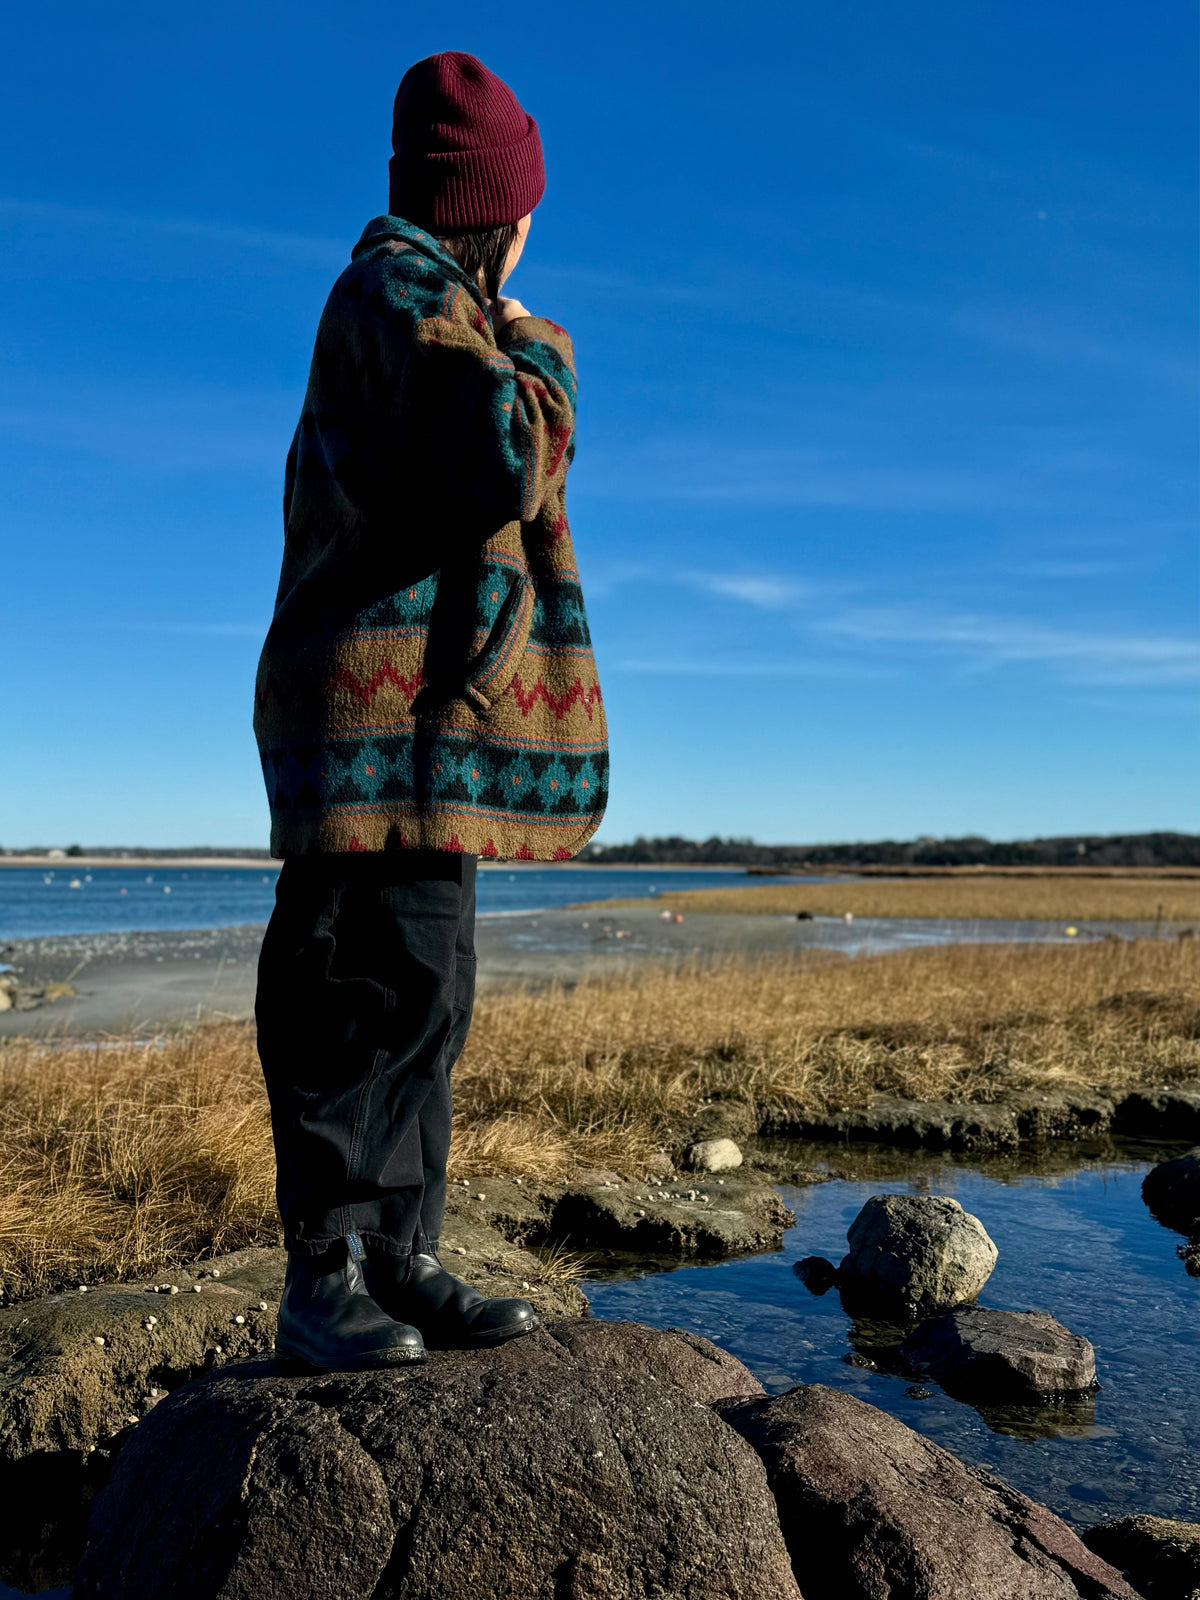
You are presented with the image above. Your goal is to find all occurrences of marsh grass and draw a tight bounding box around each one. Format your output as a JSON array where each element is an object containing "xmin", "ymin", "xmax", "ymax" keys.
[
  {"xmin": 588, "ymin": 875, "xmax": 1200, "ymax": 921},
  {"xmin": 0, "ymin": 939, "xmax": 1195, "ymax": 1300}
]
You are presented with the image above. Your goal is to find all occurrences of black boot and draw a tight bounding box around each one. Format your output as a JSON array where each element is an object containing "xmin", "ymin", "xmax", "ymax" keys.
[
  {"xmin": 275, "ymin": 1235, "xmax": 427, "ymax": 1372},
  {"xmin": 367, "ymin": 1247, "xmax": 539, "ymax": 1350}
]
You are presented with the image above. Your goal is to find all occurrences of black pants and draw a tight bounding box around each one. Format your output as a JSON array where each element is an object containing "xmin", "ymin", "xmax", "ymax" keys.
[{"xmin": 255, "ymin": 852, "xmax": 477, "ymax": 1258}]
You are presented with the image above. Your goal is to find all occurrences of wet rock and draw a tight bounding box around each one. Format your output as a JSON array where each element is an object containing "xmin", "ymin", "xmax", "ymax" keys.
[
  {"xmin": 1009, "ymin": 1090, "xmax": 1116, "ymax": 1142},
  {"xmin": 715, "ymin": 1383, "xmax": 1138, "ymax": 1600},
  {"xmin": 1143, "ymin": 1148, "xmax": 1200, "ymax": 1236},
  {"xmin": 1083, "ymin": 1514, "xmax": 1200, "ymax": 1600},
  {"xmin": 1113, "ymin": 1088, "xmax": 1200, "ymax": 1142},
  {"xmin": 838, "ymin": 1193, "xmax": 998, "ymax": 1317},
  {"xmin": 549, "ymin": 1175, "xmax": 795, "ymax": 1258},
  {"xmin": 764, "ymin": 1096, "xmax": 1023, "ymax": 1152},
  {"xmin": 794, "ymin": 1256, "xmax": 838, "ymax": 1294},
  {"xmin": 899, "ymin": 1307, "xmax": 1097, "ymax": 1400},
  {"xmin": 76, "ymin": 1322, "xmax": 800, "ymax": 1600},
  {"xmin": 683, "ymin": 1136, "xmax": 744, "ymax": 1173}
]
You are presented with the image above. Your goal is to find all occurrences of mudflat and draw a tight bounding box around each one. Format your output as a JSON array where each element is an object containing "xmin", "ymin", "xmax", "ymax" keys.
[{"xmin": 1, "ymin": 906, "xmax": 1194, "ymax": 1037}]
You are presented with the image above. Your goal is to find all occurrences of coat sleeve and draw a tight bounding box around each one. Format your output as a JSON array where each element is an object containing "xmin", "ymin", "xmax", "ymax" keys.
[{"xmin": 399, "ymin": 295, "xmax": 577, "ymax": 529}]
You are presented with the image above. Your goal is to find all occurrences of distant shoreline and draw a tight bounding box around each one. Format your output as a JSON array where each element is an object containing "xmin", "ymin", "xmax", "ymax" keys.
[{"xmin": 0, "ymin": 857, "xmax": 753, "ymax": 873}]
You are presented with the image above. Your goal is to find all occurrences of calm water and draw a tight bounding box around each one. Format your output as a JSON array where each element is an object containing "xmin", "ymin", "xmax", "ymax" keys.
[
  {"xmin": 0, "ymin": 865, "xmax": 769, "ymax": 941},
  {"xmin": 585, "ymin": 1144, "xmax": 1199, "ymax": 1529}
]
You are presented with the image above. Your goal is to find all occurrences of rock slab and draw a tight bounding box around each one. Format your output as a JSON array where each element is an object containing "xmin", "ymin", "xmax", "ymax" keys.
[
  {"xmin": 1083, "ymin": 1515, "xmax": 1200, "ymax": 1600},
  {"xmin": 838, "ymin": 1193, "xmax": 998, "ymax": 1316},
  {"xmin": 899, "ymin": 1307, "xmax": 1097, "ymax": 1400},
  {"xmin": 76, "ymin": 1320, "xmax": 799, "ymax": 1600},
  {"xmin": 549, "ymin": 1174, "xmax": 794, "ymax": 1258},
  {"xmin": 716, "ymin": 1384, "xmax": 1138, "ymax": 1600}
]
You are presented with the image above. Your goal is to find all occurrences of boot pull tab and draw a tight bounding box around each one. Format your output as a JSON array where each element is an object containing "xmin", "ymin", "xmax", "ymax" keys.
[{"xmin": 346, "ymin": 1232, "xmax": 366, "ymax": 1262}]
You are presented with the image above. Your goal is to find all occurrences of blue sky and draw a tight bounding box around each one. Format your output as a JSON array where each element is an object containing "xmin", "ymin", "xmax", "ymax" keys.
[{"xmin": 1, "ymin": 0, "xmax": 1195, "ymax": 848}]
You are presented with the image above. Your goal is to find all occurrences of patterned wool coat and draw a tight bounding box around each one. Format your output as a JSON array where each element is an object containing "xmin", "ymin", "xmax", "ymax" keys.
[{"xmin": 253, "ymin": 215, "xmax": 608, "ymax": 859}]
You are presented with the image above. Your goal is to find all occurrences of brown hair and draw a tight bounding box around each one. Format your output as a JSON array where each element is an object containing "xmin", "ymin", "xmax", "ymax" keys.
[{"xmin": 437, "ymin": 221, "xmax": 521, "ymax": 302}]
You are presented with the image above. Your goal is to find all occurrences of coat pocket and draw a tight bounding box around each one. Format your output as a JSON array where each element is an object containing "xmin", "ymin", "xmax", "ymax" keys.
[{"xmin": 463, "ymin": 572, "xmax": 535, "ymax": 712}]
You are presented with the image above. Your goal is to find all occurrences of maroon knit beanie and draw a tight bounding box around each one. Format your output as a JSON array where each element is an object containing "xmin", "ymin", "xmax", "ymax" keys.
[{"xmin": 388, "ymin": 51, "xmax": 545, "ymax": 232}]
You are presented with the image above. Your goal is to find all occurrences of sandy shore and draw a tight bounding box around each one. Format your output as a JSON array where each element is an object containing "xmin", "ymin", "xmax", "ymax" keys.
[{"xmin": 1, "ymin": 907, "xmax": 1189, "ymax": 1039}]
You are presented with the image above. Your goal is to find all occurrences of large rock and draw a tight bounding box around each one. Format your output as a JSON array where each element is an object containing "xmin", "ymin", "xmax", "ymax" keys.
[
  {"xmin": 899, "ymin": 1308, "xmax": 1097, "ymax": 1401},
  {"xmin": 716, "ymin": 1384, "xmax": 1138, "ymax": 1600},
  {"xmin": 76, "ymin": 1321, "xmax": 799, "ymax": 1600},
  {"xmin": 0, "ymin": 1228, "xmax": 587, "ymax": 1593},
  {"xmin": 1142, "ymin": 1148, "xmax": 1200, "ymax": 1236},
  {"xmin": 1083, "ymin": 1515, "xmax": 1200, "ymax": 1600},
  {"xmin": 838, "ymin": 1193, "xmax": 998, "ymax": 1316}
]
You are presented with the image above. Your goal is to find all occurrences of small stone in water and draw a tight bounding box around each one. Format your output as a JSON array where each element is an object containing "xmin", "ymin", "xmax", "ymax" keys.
[
  {"xmin": 192, "ymin": 1285, "xmax": 202, "ymax": 1293},
  {"xmin": 168, "ymin": 1285, "xmax": 179, "ymax": 1294},
  {"xmin": 475, "ymin": 1192, "xmax": 486, "ymax": 1201},
  {"xmin": 210, "ymin": 1269, "xmax": 221, "ymax": 1278},
  {"xmin": 521, "ymin": 1281, "xmax": 531, "ymax": 1290},
  {"xmin": 233, "ymin": 1315, "xmax": 245, "ymax": 1325},
  {"xmin": 93, "ymin": 1336, "xmax": 105, "ymax": 1346},
  {"xmin": 453, "ymin": 1246, "xmax": 467, "ymax": 1255},
  {"xmin": 144, "ymin": 1316, "xmax": 157, "ymax": 1327},
  {"xmin": 258, "ymin": 1301, "xmax": 268, "ymax": 1310}
]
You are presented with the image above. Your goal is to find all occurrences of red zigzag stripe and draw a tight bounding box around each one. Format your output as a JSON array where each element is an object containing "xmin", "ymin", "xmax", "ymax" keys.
[
  {"xmin": 510, "ymin": 676, "xmax": 602, "ymax": 721},
  {"xmin": 330, "ymin": 663, "xmax": 425, "ymax": 707},
  {"xmin": 264, "ymin": 663, "xmax": 600, "ymax": 720}
]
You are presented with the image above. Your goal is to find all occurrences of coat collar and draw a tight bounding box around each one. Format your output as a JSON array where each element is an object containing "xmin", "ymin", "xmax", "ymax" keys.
[{"xmin": 352, "ymin": 215, "xmax": 488, "ymax": 309}]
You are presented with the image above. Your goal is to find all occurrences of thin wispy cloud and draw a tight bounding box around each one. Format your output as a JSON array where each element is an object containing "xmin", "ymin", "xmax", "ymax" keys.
[
  {"xmin": 0, "ymin": 384, "xmax": 295, "ymax": 471},
  {"xmin": 0, "ymin": 196, "xmax": 347, "ymax": 268},
  {"xmin": 686, "ymin": 573, "xmax": 821, "ymax": 609},
  {"xmin": 614, "ymin": 656, "xmax": 891, "ymax": 681},
  {"xmin": 576, "ymin": 441, "xmax": 1121, "ymax": 517},
  {"xmin": 818, "ymin": 608, "xmax": 1197, "ymax": 687},
  {"xmin": 659, "ymin": 569, "xmax": 1198, "ymax": 691}
]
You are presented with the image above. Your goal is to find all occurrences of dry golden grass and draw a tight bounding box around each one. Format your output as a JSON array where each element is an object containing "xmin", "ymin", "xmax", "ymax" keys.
[
  {"xmin": 589, "ymin": 875, "xmax": 1200, "ymax": 921},
  {"xmin": 0, "ymin": 938, "xmax": 1195, "ymax": 1300}
]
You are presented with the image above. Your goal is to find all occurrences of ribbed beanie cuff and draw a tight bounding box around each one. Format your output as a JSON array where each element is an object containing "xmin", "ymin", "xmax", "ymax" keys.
[{"xmin": 388, "ymin": 52, "xmax": 545, "ymax": 232}]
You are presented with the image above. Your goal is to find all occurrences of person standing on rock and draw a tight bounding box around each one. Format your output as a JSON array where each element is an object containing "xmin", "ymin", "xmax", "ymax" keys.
[{"xmin": 252, "ymin": 51, "xmax": 608, "ymax": 1371}]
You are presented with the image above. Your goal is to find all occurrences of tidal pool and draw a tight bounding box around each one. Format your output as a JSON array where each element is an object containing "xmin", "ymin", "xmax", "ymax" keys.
[{"xmin": 584, "ymin": 1139, "xmax": 1199, "ymax": 1528}]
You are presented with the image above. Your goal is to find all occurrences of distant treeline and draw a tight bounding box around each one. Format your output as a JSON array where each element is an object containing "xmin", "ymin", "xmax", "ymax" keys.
[
  {"xmin": 5, "ymin": 834, "xmax": 1198, "ymax": 869},
  {"xmin": 578, "ymin": 833, "xmax": 1200, "ymax": 868}
]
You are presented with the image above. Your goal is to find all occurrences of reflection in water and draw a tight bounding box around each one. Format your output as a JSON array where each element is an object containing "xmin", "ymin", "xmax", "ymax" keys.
[{"xmin": 584, "ymin": 1140, "xmax": 1199, "ymax": 1527}]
